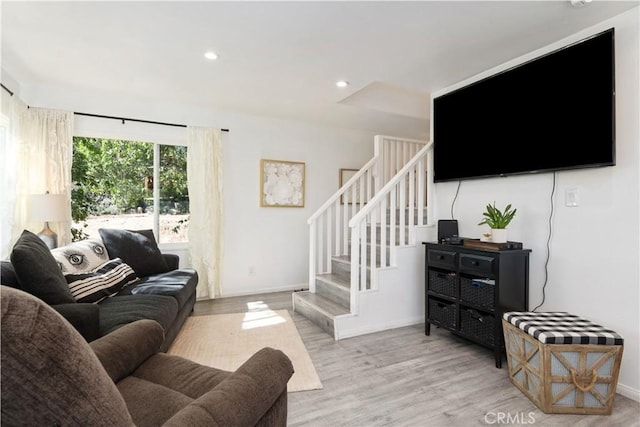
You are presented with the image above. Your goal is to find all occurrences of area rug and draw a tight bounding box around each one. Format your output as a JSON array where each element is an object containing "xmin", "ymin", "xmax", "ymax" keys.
[{"xmin": 167, "ymin": 309, "xmax": 323, "ymax": 392}]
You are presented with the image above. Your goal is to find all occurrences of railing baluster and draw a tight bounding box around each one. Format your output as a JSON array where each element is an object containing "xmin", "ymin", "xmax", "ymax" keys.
[
  {"xmin": 390, "ymin": 186, "xmax": 397, "ymax": 264},
  {"xmin": 360, "ymin": 220, "xmax": 367, "ymax": 291},
  {"xmin": 369, "ymin": 209, "xmax": 377, "ymax": 289},
  {"xmin": 399, "ymin": 181, "xmax": 406, "ymax": 245},
  {"xmin": 417, "ymin": 158, "xmax": 425, "ymax": 226},
  {"xmin": 326, "ymin": 207, "xmax": 332, "ymax": 271},
  {"xmin": 334, "ymin": 199, "xmax": 340, "ymax": 255},
  {"xmin": 349, "ymin": 226, "xmax": 360, "ymax": 314},
  {"xmin": 342, "ymin": 197, "xmax": 348, "ymax": 255},
  {"xmin": 351, "ymin": 183, "xmax": 356, "ymax": 218},
  {"xmin": 309, "ymin": 221, "xmax": 317, "ymax": 292},
  {"xmin": 409, "ymin": 165, "xmax": 415, "ymax": 233},
  {"xmin": 380, "ymin": 196, "xmax": 387, "ymax": 268},
  {"xmin": 366, "ymin": 169, "xmax": 372, "ymax": 203},
  {"xmin": 317, "ymin": 215, "xmax": 324, "ymax": 272}
]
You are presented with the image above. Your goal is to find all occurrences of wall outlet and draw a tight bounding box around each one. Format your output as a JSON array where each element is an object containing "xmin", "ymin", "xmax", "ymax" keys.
[{"xmin": 565, "ymin": 188, "xmax": 580, "ymax": 207}]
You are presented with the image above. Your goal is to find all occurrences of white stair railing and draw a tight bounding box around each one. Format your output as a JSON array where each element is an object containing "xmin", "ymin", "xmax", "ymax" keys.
[
  {"xmin": 308, "ymin": 136, "xmax": 430, "ymax": 304},
  {"xmin": 308, "ymin": 156, "xmax": 377, "ymax": 292},
  {"xmin": 348, "ymin": 140, "xmax": 432, "ymax": 313}
]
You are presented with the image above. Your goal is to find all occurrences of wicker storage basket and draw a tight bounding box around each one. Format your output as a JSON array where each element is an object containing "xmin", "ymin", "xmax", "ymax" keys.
[
  {"xmin": 502, "ymin": 312, "xmax": 624, "ymax": 415},
  {"xmin": 460, "ymin": 277, "xmax": 494, "ymax": 308},
  {"xmin": 461, "ymin": 308, "xmax": 495, "ymax": 345},
  {"xmin": 428, "ymin": 269, "xmax": 456, "ymax": 297},
  {"xmin": 428, "ymin": 298, "xmax": 456, "ymax": 329}
]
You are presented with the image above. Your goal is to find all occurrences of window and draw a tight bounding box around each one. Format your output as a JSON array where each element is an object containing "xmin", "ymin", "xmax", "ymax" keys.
[{"xmin": 72, "ymin": 137, "xmax": 189, "ymax": 243}]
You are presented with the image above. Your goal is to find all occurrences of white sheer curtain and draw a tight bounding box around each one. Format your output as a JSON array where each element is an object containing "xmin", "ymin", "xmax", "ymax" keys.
[
  {"xmin": 187, "ymin": 126, "xmax": 223, "ymax": 299},
  {"xmin": 1, "ymin": 95, "xmax": 23, "ymax": 258},
  {"xmin": 0, "ymin": 100, "xmax": 73, "ymax": 257}
]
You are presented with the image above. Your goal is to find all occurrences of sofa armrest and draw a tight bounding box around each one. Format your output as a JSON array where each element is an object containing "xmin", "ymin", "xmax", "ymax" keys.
[
  {"xmin": 163, "ymin": 347, "xmax": 294, "ymax": 427},
  {"xmin": 52, "ymin": 303, "xmax": 100, "ymax": 342},
  {"xmin": 162, "ymin": 254, "xmax": 180, "ymax": 271},
  {"xmin": 90, "ymin": 319, "xmax": 164, "ymax": 383}
]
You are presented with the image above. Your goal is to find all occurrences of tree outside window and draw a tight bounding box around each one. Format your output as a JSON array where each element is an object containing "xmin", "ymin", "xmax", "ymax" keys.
[{"xmin": 71, "ymin": 137, "xmax": 188, "ymax": 243}]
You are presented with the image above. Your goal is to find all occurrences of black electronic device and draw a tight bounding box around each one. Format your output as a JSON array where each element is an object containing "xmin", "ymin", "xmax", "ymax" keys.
[
  {"xmin": 433, "ymin": 28, "xmax": 615, "ymax": 183},
  {"xmin": 438, "ymin": 219, "xmax": 459, "ymax": 243},
  {"xmin": 442, "ymin": 236, "xmax": 463, "ymax": 245}
]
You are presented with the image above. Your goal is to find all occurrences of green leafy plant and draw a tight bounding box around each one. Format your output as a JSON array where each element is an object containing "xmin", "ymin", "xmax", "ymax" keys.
[{"xmin": 478, "ymin": 202, "xmax": 516, "ymax": 229}]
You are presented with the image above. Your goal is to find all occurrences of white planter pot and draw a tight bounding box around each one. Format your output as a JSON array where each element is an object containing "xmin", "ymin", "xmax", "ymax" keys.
[{"xmin": 491, "ymin": 228, "xmax": 508, "ymax": 243}]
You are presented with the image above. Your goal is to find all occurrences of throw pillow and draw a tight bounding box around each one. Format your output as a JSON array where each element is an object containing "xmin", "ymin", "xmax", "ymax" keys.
[
  {"xmin": 10, "ymin": 229, "xmax": 76, "ymax": 304},
  {"xmin": 98, "ymin": 228, "xmax": 169, "ymax": 277},
  {"xmin": 51, "ymin": 238, "xmax": 110, "ymax": 273},
  {"xmin": 65, "ymin": 258, "xmax": 139, "ymax": 303}
]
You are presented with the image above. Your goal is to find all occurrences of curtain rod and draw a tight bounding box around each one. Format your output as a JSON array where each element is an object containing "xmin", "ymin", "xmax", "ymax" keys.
[
  {"xmin": 0, "ymin": 82, "xmax": 229, "ymax": 132},
  {"xmin": 1, "ymin": 83, "xmax": 14, "ymax": 96},
  {"xmin": 74, "ymin": 112, "xmax": 229, "ymax": 132}
]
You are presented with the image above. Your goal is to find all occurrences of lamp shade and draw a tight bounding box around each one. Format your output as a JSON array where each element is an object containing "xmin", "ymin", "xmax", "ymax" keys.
[{"xmin": 28, "ymin": 193, "xmax": 69, "ymax": 222}]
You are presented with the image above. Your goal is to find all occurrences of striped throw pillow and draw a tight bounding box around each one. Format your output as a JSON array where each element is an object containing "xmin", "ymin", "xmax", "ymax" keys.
[{"xmin": 65, "ymin": 258, "xmax": 139, "ymax": 303}]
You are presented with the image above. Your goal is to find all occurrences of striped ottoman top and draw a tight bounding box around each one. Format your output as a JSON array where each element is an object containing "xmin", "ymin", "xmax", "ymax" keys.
[{"xmin": 503, "ymin": 312, "xmax": 624, "ymax": 345}]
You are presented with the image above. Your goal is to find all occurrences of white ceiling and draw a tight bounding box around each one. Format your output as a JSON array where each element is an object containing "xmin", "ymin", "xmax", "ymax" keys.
[{"xmin": 2, "ymin": 1, "xmax": 638, "ymax": 138}]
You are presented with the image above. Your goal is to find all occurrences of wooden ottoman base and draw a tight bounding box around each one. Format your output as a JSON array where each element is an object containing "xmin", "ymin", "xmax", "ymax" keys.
[{"xmin": 503, "ymin": 319, "xmax": 623, "ymax": 415}]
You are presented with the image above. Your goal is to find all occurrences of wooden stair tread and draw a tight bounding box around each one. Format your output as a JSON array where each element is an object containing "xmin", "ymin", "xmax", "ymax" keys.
[
  {"xmin": 293, "ymin": 291, "xmax": 350, "ymax": 316},
  {"xmin": 332, "ymin": 255, "xmax": 350, "ymax": 263},
  {"xmin": 316, "ymin": 273, "xmax": 350, "ymax": 289}
]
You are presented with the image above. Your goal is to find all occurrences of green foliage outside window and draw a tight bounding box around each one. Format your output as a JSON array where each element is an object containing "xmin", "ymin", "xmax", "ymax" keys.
[{"xmin": 71, "ymin": 137, "xmax": 188, "ymax": 241}]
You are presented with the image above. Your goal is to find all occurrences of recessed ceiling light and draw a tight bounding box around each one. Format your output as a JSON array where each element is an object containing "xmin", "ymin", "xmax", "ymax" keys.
[
  {"xmin": 570, "ymin": 0, "xmax": 592, "ymax": 7},
  {"xmin": 336, "ymin": 80, "xmax": 349, "ymax": 88},
  {"xmin": 204, "ymin": 51, "xmax": 219, "ymax": 60}
]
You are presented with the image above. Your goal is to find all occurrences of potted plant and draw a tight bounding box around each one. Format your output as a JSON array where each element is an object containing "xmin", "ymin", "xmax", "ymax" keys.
[{"xmin": 478, "ymin": 202, "xmax": 516, "ymax": 243}]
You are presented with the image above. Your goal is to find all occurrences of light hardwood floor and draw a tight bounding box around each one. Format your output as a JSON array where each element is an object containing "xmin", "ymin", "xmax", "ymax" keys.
[{"xmin": 194, "ymin": 291, "xmax": 640, "ymax": 427}]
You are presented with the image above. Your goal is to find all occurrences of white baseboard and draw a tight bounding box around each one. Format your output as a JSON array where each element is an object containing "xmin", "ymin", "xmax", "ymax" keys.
[
  {"xmin": 200, "ymin": 283, "xmax": 307, "ymax": 300},
  {"xmin": 617, "ymin": 382, "xmax": 640, "ymax": 402},
  {"xmin": 336, "ymin": 316, "xmax": 424, "ymax": 340}
]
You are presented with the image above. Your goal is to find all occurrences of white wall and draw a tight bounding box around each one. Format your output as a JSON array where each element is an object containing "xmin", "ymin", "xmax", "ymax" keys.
[
  {"xmin": 431, "ymin": 10, "xmax": 639, "ymax": 400},
  {"xmin": 4, "ymin": 81, "xmax": 375, "ymax": 298}
]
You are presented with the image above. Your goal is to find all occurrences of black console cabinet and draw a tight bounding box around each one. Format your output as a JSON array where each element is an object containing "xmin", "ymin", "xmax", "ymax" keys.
[{"xmin": 423, "ymin": 242, "xmax": 531, "ymax": 368}]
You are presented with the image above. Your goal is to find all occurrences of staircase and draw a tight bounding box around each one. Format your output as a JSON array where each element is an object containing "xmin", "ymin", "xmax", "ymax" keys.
[{"xmin": 293, "ymin": 136, "xmax": 437, "ymax": 339}]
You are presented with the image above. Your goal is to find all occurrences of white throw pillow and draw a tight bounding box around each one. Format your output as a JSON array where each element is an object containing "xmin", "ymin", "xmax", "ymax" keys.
[
  {"xmin": 65, "ymin": 258, "xmax": 138, "ymax": 303},
  {"xmin": 51, "ymin": 239, "xmax": 110, "ymax": 273}
]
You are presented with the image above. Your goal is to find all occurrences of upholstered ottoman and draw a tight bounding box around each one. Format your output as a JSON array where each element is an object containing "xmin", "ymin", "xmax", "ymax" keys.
[{"xmin": 502, "ymin": 312, "xmax": 623, "ymax": 415}]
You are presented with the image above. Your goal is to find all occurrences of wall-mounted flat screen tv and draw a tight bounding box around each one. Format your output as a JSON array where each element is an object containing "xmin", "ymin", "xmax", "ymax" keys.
[{"xmin": 432, "ymin": 28, "xmax": 615, "ymax": 183}]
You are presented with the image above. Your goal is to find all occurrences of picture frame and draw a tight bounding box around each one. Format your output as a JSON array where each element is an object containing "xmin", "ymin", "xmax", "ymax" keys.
[
  {"xmin": 339, "ymin": 168, "xmax": 359, "ymax": 204},
  {"xmin": 260, "ymin": 159, "xmax": 305, "ymax": 207}
]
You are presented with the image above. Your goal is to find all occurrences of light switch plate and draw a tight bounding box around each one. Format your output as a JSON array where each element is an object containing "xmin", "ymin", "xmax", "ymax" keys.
[{"xmin": 565, "ymin": 188, "xmax": 580, "ymax": 207}]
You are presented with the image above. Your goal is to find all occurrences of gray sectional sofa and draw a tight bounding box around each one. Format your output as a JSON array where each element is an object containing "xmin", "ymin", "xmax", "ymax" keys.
[{"xmin": 1, "ymin": 228, "xmax": 197, "ymax": 352}]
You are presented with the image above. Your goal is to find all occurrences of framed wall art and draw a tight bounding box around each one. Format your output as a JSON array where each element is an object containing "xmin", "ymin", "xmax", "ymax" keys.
[{"xmin": 260, "ymin": 159, "xmax": 305, "ymax": 207}]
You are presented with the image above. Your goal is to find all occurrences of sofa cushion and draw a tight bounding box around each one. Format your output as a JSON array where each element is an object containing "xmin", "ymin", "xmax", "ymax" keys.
[
  {"xmin": 10, "ymin": 230, "xmax": 76, "ymax": 305},
  {"xmin": 65, "ymin": 258, "xmax": 139, "ymax": 304},
  {"xmin": 1, "ymin": 261, "xmax": 21, "ymax": 289},
  {"xmin": 99, "ymin": 229, "xmax": 169, "ymax": 278},
  {"xmin": 118, "ymin": 268, "xmax": 198, "ymax": 309},
  {"xmin": 51, "ymin": 238, "xmax": 110, "ymax": 273},
  {"xmin": 98, "ymin": 294, "xmax": 178, "ymax": 336}
]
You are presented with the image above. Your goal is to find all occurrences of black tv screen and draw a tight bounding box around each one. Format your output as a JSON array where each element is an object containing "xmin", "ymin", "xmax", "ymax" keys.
[{"xmin": 433, "ymin": 28, "xmax": 615, "ymax": 183}]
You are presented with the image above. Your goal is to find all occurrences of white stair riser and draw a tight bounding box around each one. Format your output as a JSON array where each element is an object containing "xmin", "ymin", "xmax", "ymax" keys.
[
  {"xmin": 331, "ymin": 258, "xmax": 371, "ymax": 286},
  {"xmin": 315, "ymin": 278, "xmax": 350, "ymax": 309}
]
